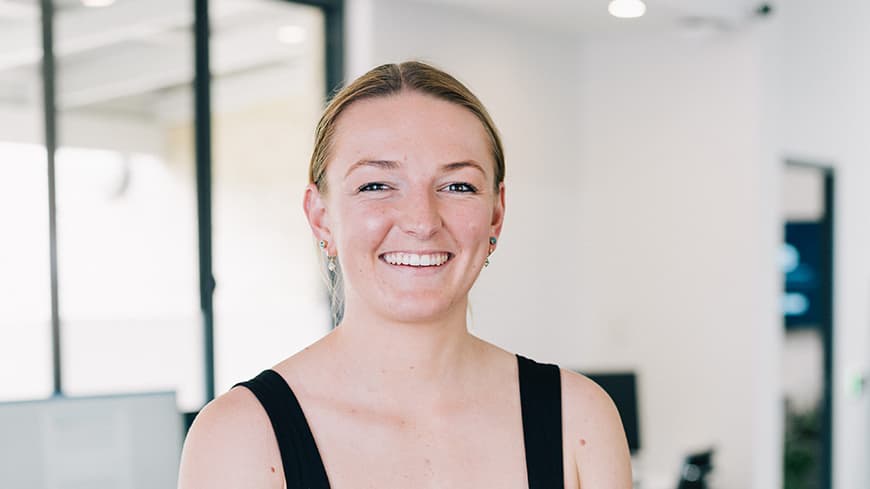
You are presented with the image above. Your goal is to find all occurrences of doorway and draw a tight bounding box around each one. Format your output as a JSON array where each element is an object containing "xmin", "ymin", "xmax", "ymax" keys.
[{"xmin": 780, "ymin": 162, "xmax": 834, "ymax": 489}]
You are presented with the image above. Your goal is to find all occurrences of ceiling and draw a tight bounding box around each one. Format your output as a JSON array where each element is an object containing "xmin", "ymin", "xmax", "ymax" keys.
[
  {"xmin": 0, "ymin": 0, "xmax": 764, "ymax": 121},
  {"xmin": 413, "ymin": 0, "xmax": 766, "ymax": 36}
]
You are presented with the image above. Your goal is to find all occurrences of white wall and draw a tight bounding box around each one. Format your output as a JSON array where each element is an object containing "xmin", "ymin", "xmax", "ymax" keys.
[
  {"xmin": 571, "ymin": 32, "xmax": 779, "ymax": 489},
  {"xmin": 347, "ymin": 1, "xmax": 781, "ymax": 488},
  {"xmin": 772, "ymin": 2, "xmax": 870, "ymax": 489}
]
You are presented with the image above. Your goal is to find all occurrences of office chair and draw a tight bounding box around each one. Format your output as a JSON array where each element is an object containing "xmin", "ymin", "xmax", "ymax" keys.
[{"xmin": 676, "ymin": 449, "xmax": 714, "ymax": 489}]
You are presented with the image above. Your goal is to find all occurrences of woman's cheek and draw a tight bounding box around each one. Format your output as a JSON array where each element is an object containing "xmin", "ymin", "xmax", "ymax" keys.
[
  {"xmin": 452, "ymin": 206, "xmax": 488, "ymax": 236},
  {"xmin": 362, "ymin": 206, "xmax": 392, "ymax": 234},
  {"xmin": 343, "ymin": 204, "xmax": 392, "ymax": 242}
]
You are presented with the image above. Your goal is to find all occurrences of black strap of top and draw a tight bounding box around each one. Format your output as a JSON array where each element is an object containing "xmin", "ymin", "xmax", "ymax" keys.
[
  {"xmin": 233, "ymin": 370, "xmax": 330, "ymax": 489},
  {"xmin": 517, "ymin": 354, "xmax": 565, "ymax": 489},
  {"xmin": 235, "ymin": 360, "xmax": 561, "ymax": 489}
]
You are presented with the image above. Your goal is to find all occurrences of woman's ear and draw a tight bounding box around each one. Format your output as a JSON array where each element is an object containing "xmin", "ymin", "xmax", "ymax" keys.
[
  {"xmin": 490, "ymin": 182, "xmax": 506, "ymax": 243},
  {"xmin": 303, "ymin": 183, "xmax": 334, "ymax": 253}
]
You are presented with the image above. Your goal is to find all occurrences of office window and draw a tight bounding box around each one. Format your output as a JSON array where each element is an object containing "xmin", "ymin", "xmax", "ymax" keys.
[
  {"xmin": 54, "ymin": 0, "xmax": 203, "ymax": 411},
  {"xmin": 0, "ymin": 0, "xmax": 338, "ymax": 408},
  {"xmin": 0, "ymin": 6, "xmax": 53, "ymax": 401}
]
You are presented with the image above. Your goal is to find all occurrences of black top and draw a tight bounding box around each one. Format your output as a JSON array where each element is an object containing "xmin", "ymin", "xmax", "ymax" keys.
[{"xmin": 233, "ymin": 354, "xmax": 564, "ymax": 488}]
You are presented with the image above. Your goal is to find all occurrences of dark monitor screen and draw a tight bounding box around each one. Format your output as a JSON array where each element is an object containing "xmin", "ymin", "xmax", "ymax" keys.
[
  {"xmin": 581, "ymin": 371, "xmax": 641, "ymax": 453},
  {"xmin": 783, "ymin": 221, "xmax": 823, "ymax": 328}
]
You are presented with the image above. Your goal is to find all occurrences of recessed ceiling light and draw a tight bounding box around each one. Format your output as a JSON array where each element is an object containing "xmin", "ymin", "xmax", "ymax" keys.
[
  {"xmin": 81, "ymin": 0, "xmax": 116, "ymax": 7},
  {"xmin": 276, "ymin": 25, "xmax": 307, "ymax": 45},
  {"xmin": 608, "ymin": 0, "xmax": 646, "ymax": 19}
]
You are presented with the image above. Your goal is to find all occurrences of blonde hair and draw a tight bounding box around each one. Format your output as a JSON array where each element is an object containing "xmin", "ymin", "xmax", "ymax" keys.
[{"xmin": 309, "ymin": 61, "xmax": 505, "ymax": 325}]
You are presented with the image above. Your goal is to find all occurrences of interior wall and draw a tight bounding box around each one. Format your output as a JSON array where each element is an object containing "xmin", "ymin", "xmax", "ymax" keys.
[
  {"xmin": 572, "ymin": 32, "xmax": 778, "ymax": 489},
  {"xmin": 347, "ymin": 1, "xmax": 780, "ymax": 488},
  {"xmin": 772, "ymin": 2, "xmax": 870, "ymax": 489}
]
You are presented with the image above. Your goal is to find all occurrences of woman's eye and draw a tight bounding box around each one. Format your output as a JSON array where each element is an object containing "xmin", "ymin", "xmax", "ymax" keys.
[
  {"xmin": 444, "ymin": 183, "xmax": 478, "ymax": 193},
  {"xmin": 358, "ymin": 182, "xmax": 391, "ymax": 192}
]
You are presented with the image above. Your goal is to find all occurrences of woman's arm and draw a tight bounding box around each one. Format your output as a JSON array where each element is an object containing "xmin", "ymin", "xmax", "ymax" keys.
[
  {"xmin": 561, "ymin": 369, "xmax": 633, "ymax": 489},
  {"xmin": 177, "ymin": 388, "xmax": 284, "ymax": 489}
]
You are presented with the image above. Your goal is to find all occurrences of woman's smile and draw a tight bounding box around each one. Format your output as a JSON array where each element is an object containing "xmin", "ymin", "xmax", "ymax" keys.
[
  {"xmin": 380, "ymin": 251, "xmax": 453, "ymax": 267},
  {"xmin": 306, "ymin": 89, "xmax": 504, "ymax": 323}
]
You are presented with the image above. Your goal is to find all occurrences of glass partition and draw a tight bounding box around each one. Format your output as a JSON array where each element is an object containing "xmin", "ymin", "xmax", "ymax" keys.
[{"xmin": 0, "ymin": 0, "xmax": 336, "ymax": 409}]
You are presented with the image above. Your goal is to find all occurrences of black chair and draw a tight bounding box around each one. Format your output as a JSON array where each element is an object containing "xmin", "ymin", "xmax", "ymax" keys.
[{"xmin": 676, "ymin": 449, "xmax": 714, "ymax": 489}]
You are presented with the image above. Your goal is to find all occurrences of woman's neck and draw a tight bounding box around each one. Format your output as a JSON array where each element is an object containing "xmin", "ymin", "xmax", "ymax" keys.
[{"xmin": 321, "ymin": 298, "xmax": 483, "ymax": 407}]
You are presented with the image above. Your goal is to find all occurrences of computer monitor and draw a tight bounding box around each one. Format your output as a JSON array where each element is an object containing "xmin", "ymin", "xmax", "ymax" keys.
[
  {"xmin": 0, "ymin": 391, "xmax": 182, "ymax": 488},
  {"xmin": 582, "ymin": 371, "xmax": 641, "ymax": 454}
]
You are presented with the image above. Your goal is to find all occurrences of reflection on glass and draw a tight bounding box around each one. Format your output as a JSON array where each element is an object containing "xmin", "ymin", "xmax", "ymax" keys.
[{"xmin": 0, "ymin": 4, "xmax": 52, "ymax": 401}]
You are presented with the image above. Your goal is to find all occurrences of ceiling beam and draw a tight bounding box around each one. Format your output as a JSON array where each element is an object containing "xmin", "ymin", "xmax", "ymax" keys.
[{"xmin": 59, "ymin": 18, "xmax": 311, "ymax": 109}]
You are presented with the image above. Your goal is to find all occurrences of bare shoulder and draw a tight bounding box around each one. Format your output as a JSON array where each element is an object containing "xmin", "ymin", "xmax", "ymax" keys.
[
  {"xmin": 560, "ymin": 368, "xmax": 633, "ymax": 489},
  {"xmin": 177, "ymin": 386, "xmax": 284, "ymax": 489}
]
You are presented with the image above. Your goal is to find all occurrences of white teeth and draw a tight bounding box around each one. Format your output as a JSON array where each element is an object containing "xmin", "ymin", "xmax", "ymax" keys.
[{"xmin": 383, "ymin": 252, "xmax": 449, "ymax": 267}]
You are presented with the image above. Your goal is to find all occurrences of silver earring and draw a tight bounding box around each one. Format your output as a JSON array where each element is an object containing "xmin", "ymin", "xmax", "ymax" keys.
[
  {"xmin": 319, "ymin": 240, "xmax": 336, "ymax": 271},
  {"xmin": 484, "ymin": 236, "xmax": 496, "ymax": 268}
]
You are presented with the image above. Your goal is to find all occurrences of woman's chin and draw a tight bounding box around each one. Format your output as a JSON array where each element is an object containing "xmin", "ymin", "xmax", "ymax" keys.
[
  {"xmin": 364, "ymin": 294, "xmax": 465, "ymax": 325},
  {"xmin": 342, "ymin": 281, "xmax": 471, "ymax": 324}
]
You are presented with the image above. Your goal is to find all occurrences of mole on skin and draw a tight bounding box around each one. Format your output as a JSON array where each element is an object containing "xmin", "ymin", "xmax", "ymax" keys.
[
  {"xmin": 271, "ymin": 467, "xmax": 276, "ymax": 473},
  {"xmin": 579, "ymin": 439, "xmax": 587, "ymax": 447}
]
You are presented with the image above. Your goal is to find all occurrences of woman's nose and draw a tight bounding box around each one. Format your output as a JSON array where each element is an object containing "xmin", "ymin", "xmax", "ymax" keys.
[{"xmin": 400, "ymin": 190, "xmax": 442, "ymax": 239}]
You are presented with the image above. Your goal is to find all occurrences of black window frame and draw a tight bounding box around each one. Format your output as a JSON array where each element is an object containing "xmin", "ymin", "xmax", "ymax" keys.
[{"xmin": 35, "ymin": 0, "xmax": 344, "ymax": 405}]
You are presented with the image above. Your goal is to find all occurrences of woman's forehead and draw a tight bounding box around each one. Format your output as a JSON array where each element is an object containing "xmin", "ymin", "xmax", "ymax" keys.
[{"xmin": 329, "ymin": 92, "xmax": 493, "ymax": 171}]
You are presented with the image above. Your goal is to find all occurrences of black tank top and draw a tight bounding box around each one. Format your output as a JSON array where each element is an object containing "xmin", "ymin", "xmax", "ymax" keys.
[{"xmin": 233, "ymin": 354, "xmax": 564, "ymax": 488}]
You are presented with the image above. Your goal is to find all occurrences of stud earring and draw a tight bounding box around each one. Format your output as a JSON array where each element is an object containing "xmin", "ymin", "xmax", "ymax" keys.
[
  {"xmin": 489, "ymin": 236, "xmax": 497, "ymax": 246},
  {"xmin": 319, "ymin": 240, "xmax": 327, "ymax": 249}
]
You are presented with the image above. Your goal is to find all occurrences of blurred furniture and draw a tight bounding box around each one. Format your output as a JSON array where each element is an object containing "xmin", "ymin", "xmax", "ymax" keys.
[
  {"xmin": 676, "ymin": 449, "xmax": 714, "ymax": 489},
  {"xmin": 0, "ymin": 392, "xmax": 182, "ymax": 489}
]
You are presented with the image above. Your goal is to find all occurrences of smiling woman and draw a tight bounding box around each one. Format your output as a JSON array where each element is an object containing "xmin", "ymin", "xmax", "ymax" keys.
[{"xmin": 177, "ymin": 61, "xmax": 633, "ymax": 489}]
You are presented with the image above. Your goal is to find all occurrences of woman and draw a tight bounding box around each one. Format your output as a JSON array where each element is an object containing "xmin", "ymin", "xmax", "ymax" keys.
[{"xmin": 178, "ymin": 61, "xmax": 632, "ymax": 489}]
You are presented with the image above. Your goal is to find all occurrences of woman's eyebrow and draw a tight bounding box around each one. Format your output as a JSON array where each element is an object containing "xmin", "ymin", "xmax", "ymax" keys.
[
  {"xmin": 344, "ymin": 159, "xmax": 400, "ymax": 179},
  {"xmin": 442, "ymin": 160, "xmax": 485, "ymax": 175}
]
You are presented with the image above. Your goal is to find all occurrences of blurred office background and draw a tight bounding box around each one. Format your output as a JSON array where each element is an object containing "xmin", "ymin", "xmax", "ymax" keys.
[{"xmin": 1, "ymin": 1, "xmax": 868, "ymax": 488}]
